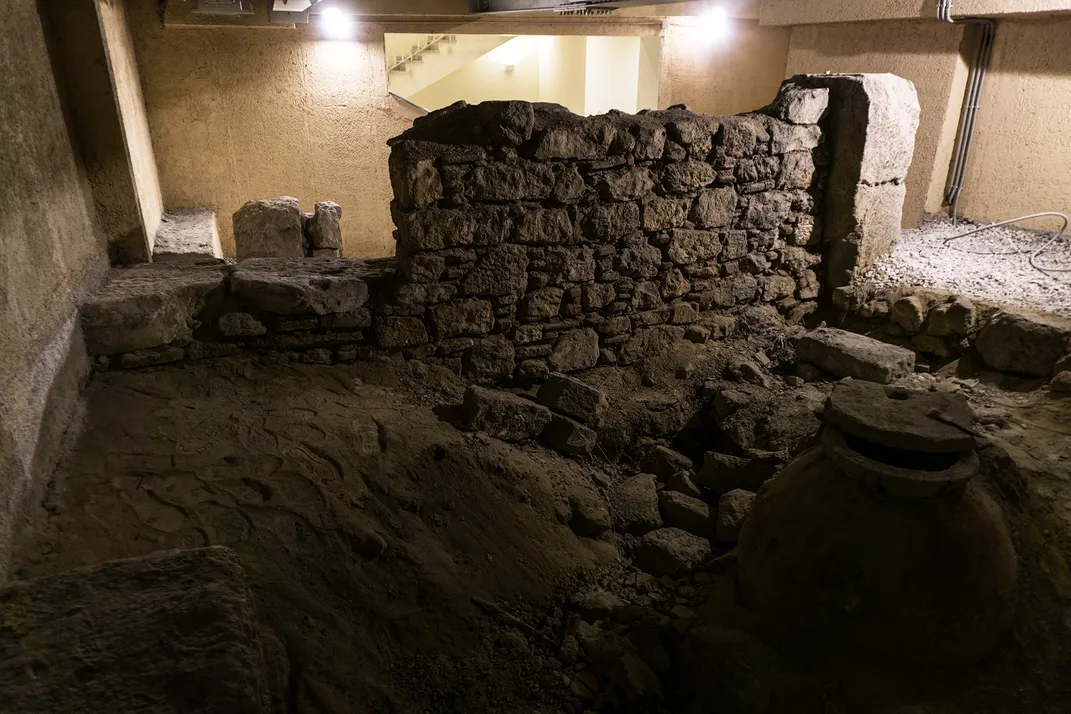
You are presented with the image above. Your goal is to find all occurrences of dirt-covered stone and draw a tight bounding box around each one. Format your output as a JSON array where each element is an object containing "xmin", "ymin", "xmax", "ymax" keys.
[
  {"xmin": 795, "ymin": 327, "xmax": 915, "ymax": 384},
  {"xmin": 716, "ymin": 489, "xmax": 756, "ymax": 542},
  {"xmin": 635, "ymin": 527, "xmax": 712, "ymax": 576},
  {"xmin": 460, "ymin": 386, "xmax": 552, "ymax": 442},
  {"xmin": 611, "ymin": 474, "xmax": 662, "ymax": 535},
  {"xmin": 537, "ymin": 373, "xmax": 608, "ymax": 424}
]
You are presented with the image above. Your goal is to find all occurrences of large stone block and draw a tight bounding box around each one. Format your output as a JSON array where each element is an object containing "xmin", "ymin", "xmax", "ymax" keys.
[
  {"xmin": 691, "ymin": 187, "xmax": 738, "ymax": 228},
  {"xmin": 531, "ymin": 115, "xmax": 616, "ymax": 160},
  {"xmin": 81, "ymin": 264, "xmax": 226, "ymax": 355},
  {"xmin": 232, "ymin": 258, "xmax": 379, "ymax": 315},
  {"xmin": 460, "ymin": 386, "xmax": 552, "ymax": 441},
  {"xmin": 642, "ymin": 196, "xmax": 690, "ymax": 230},
  {"xmin": 975, "ymin": 310, "xmax": 1071, "ymax": 377},
  {"xmin": 795, "ymin": 327, "xmax": 915, "ymax": 384},
  {"xmin": 668, "ymin": 229, "xmax": 722, "ymax": 265},
  {"xmin": 537, "ymin": 373, "xmax": 608, "ymax": 424},
  {"xmin": 770, "ymin": 85, "xmax": 829, "ymax": 125},
  {"xmin": 548, "ymin": 328, "xmax": 600, "ymax": 373},
  {"xmin": 598, "ymin": 167, "xmax": 656, "ymax": 202},
  {"xmin": 662, "ymin": 161, "xmax": 717, "ymax": 193},
  {"xmin": 233, "ymin": 197, "xmax": 305, "ymax": 260},
  {"xmin": 470, "ymin": 163, "xmax": 555, "ymax": 202},
  {"xmin": 389, "ymin": 100, "xmax": 535, "ymax": 148},
  {"xmin": 515, "ymin": 209, "xmax": 574, "ymax": 245},
  {"xmin": 0, "ymin": 547, "xmax": 268, "ymax": 713},
  {"xmin": 388, "ymin": 141, "xmax": 444, "ymax": 210}
]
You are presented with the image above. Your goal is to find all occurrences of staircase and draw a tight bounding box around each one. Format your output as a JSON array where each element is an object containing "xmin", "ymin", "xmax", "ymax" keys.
[{"xmin": 386, "ymin": 33, "xmax": 513, "ymax": 101}]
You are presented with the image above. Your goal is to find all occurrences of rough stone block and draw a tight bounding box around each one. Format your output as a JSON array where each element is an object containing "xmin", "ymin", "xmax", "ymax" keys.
[
  {"xmin": 375, "ymin": 317, "xmax": 429, "ymax": 351},
  {"xmin": 770, "ymin": 85, "xmax": 830, "ymax": 125},
  {"xmin": 388, "ymin": 141, "xmax": 444, "ymax": 209},
  {"xmin": 430, "ymin": 299, "xmax": 495, "ymax": 339},
  {"xmin": 769, "ymin": 123, "xmax": 822, "ymax": 154},
  {"xmin": 460, "ymin": 386, "xmax": 552, "ymax": 442},
  {"xmin": 642, "ymin": 196, "xmax": 690, "ymax": 231},
  {"xmin": 232, "ymin": 258, "xmax": 379, "ymax": 315},
  {"xmin": 976, "ymin": 310, "xmax": 1071, "ymax": 377},
  {"xmin": 611, "ymin": 474, "xmax": 661, "ymax": 535},
  {"xmin": 635, "ymin": 528, "xmax": 712, "ymax": 577},
  {"xmin": 153, "ymin": 208, "xmax": 224, "ymax": 263},
  {"xmin": 0, "ymin": 547, "xmax": 268, "ymax": 713},
  {"xmin": 662, "ymin": 161, "xmax": 717, "ymax": 193},
  {"xmin": 548, "ymin": 328, "xmax": 600, "ymax": 373},
  {"xmin": 544, "ymin": 414, "xmax": 598, "ymax": 456},
  {"xmin": 660, "ymin": 491, "xmax": 713, "ymax": 538},
  {"xmin": 233, "ymin": 197, "xmax": 305, "ymax": 260},
  {"xmin": 390, "ymin": 100, "xmax": 535, "ymax": 148},
  {"xmin": 696, "ymin": 452, "xmax": 776, "ymax": 495},
  {"xmin": 515, "ymin": 209, "xmax": 574, "ymax": 245},
  {"xmin": 598, "ymin": 168, "xmax": 656, "ymax": 202},
  {"xmin": 470, "ymin": 162, "xmax": 555, "ymax": 202},
  {"xmin": 218, "ymin": 312, "xmax": 266, "ymax": 338},
  {"xmin": 537, "ymin": 373, "xmax": 608, "ymax": 424},
  {"xmin": 305, "ymin": 201, "xmax": 343, "ymax": 251},
  {"xmin": 81, "ymin": 264, "xmax": 226, "ymax": 355},
  {"xmin": 691, "ymin": 187, "xmax": 738, "ymax": 228},
  {"xmin": 716, "ymin": 489, "xmax": 755, "ymax": 542},
  {"xmin": 460, "ymin": 244, "xmax": 529, "ymax": 298},
  {"xmin": 720, "ymin": 115, "xmax": 770, "ymax": 158},
  {"xmin": 668, "ymin": 229, "xmax": 722, "ymax": 265},
  {"xmin": 463, "ymin": 334, "xmax": 516, "ymax": 382},
  {"xmin": 795, "ymin": 327, "xmax": 915, "ymax": 384},
  {"xmin": 584, "ymin": 202, "xmax": 641, "ymax": 239}
]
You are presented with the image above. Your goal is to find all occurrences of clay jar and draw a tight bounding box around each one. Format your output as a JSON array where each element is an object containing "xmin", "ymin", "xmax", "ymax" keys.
[{"xmin": 735, "ymin": 380, "xmax": 1018, "ymax": 666}]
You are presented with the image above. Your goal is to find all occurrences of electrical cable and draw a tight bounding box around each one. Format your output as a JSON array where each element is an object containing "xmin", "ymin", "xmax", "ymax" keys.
[{"xmin": 941, "ymin": 212, "xmax": 1071, "ymax": 274}]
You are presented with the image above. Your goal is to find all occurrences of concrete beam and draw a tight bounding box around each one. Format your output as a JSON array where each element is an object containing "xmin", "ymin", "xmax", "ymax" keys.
[{"xmin": 760, "ymin": 0, "xmax": 1071, "ymax": 26}]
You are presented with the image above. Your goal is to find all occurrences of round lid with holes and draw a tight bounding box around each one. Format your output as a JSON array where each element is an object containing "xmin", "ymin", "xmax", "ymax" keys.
[{"xmin": 823, "ymin": 379, "xmax": 977, "ymax": 454}]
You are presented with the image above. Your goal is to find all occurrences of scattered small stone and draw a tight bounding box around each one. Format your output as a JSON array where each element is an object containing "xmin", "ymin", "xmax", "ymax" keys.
[{"xmin": 785, "ymin": 375, "xmax": 804, "ymax": 387}]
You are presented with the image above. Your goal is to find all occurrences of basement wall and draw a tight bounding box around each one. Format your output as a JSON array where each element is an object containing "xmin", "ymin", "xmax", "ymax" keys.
[
  {"xmin": 954, "ymin": 16, "xmax": 1071, "ymax": 229},
  {"xmin": 785, "ymin": 20, "xmax": 967, "ymax": 228},
  {"xmin": 658, "ymin": 19, "xmax": 792, "ymax": 116},
  {"xmin": 0, "ymin": 0, "xmax": 108, "ymax": 575}
]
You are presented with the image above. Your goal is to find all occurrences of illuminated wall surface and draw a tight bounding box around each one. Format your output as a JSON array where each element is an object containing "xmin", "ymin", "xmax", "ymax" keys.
[{"xmin": 395, "ymin": 35, "xmax": 664, "ymax": 117}]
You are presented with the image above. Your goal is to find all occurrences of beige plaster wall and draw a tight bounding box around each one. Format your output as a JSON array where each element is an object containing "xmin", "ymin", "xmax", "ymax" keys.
[
  {"xmin": 539, "ymin": 35, "xmax": 588, "ymax": 113},
  {"xmin": 96, "ymin": 0, "xmax": 164, "ymax": 255},
  {"xmin": 955, "ymin": 17, "xmax": 1071, "ymax": 228},
  {"xmin": 412, "ymin": 37, "xmax": 543, "ymax": 111},
  {"xmin": 786, "ymin": 20, "xmax": 967, "ymax": 227},
  {"xmin": 761, "ymin": 0, "xmax": 1071, "ymax": 25},
  {"xmin": 658, "ymin": 19, "xmax": 792, "ymax": 116},
  {"xmin": 128, "ymin": 0, "xmax": 411, "ymax": 258},
  {"xmin": 0, "ymin": 0, "xmax": 107, "ymax": 573}
]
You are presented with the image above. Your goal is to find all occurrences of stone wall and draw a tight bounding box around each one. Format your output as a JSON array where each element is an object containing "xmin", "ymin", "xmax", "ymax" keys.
[
  {"xmin": 79, "ymin": 75, "xmax": 924, "ymax": 383},
  {"xmin": 376, "ymin": 86, "xmax": 831, "ymax": 381}
]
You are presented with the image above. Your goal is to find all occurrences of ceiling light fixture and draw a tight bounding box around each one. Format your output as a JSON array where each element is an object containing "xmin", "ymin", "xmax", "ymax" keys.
[
  {"xmin": 319, "ymin": 5, "xmax": 355, "ymax": 40},
  {"xmin": 700, "ymin": 6, "xmax": 730, "ymax": 42}
]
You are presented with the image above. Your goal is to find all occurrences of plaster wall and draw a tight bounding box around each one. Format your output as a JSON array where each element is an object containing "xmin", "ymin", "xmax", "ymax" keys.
[
  {"xmin": 761, "ymin": 0, "xmax": 1071, "ymax": 25},
  {"xmin": 127, "ymin": 0, "xmax": 411, "ymax": 258},
  {"xmin": 585, "ymin": 36, "xmax": 644, "ymax": 115},
  {"xmin": 538, "ymin": 36, "xmax": 588, "ymax": 113},
  {"xmin": 97, "ymin": 0, "xmax": 164, "ymax": 259},
  {"xmin": 0, "ymin": 0, "xmax": 107, "ymax": 574},
  {"xmin": 657, "ymin": 19, "xmax": 792, "ymax": 116},
  {"xmin": 954, "ymin": 16, "xmax": 1071, "ymax": 229},
  {"xmin": 786, "ymin": 20, "xmax": 967, "ymax": 227}
]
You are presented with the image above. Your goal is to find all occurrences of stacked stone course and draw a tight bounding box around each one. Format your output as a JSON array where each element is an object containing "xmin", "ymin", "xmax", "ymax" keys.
[{"xmin": 378, "ymin": 86, "xmax": 830, "ymax": 380}]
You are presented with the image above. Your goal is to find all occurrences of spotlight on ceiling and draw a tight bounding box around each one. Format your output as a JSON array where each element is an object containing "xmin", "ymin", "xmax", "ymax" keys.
[
  {"xmin": 700, "ymin": 6, "xmax": 730, "ymax": 42},
  {"xmin": 318, "ymin": 5, "xmax": 355, "ymax": 40}
]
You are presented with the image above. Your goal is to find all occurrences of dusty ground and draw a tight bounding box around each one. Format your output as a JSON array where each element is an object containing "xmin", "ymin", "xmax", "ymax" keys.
[
  {"xmin": 11, "ymin": 335, "xmax": 1071, "ymax": 713},
  {"xmin": 863, "ymin": 216, "xmax": 1071, "ymax": 316}
]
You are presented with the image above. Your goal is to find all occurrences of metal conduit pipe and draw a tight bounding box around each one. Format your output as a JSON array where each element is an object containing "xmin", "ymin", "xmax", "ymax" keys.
[
  {"xmin": 937, "ymin": 0, "xmax": 996, "ymax": 221},
  {"xmin": 936, "ymin": 1, "xmax": 1070, "ymax": 275}
]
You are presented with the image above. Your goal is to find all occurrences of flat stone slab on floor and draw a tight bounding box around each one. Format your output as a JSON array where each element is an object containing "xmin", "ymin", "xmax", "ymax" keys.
[
  {"xmin": 824, "ymin": 379, "xmax": 975, "ymax": 453},
  {"xmin": 81, "ymin": 263, "xmax": 227, "ymax": 355},
  {"xmin": 154, "ymin": 208, "xmax": 223, "ymax": 262},
  {"xmin": 231, "ymin": 257, "xmax": 394, "ymax": 315},
  {"xmin": 0, "ymin": 546, "xmax": 269, "ymax": 713},
  {"xmin": 795, "ymin": 327, "xmax": 915, "ymax": 384}
]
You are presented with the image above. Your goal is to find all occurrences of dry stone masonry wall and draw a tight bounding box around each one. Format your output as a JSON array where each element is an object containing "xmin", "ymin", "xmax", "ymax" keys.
[
  {"xmin": 78, "ymin": 75, "xmax": 925, "ymax": 381},
  {"xmin": 377, "ymin": 84, "xmax": 832, "ymax": 380}
]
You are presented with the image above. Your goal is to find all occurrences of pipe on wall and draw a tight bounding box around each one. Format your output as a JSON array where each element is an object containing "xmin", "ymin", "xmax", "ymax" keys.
[{"xmin": 937, "ymin": 0, "xmax": 996, "ymax": 221}]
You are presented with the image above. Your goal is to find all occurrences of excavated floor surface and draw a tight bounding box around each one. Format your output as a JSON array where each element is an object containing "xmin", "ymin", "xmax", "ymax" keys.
[{"xmin": 10, "ymin": 346, "xmax": 1071, "ymax": 713}]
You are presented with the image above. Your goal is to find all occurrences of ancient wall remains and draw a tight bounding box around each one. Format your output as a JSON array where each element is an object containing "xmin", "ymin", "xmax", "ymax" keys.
[
  {"xmin": 78, "ymin": 74, "xmax": 923, "ymax": 385},
  {"xmin": 376, "ymin": 89, "xmax": 830, "ymax": 381}
]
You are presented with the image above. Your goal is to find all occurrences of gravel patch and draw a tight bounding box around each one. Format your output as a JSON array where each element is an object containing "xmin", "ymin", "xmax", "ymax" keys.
[{"xmin": 860, "ymin": 217, "xmax": 1071, "ymax": 316}]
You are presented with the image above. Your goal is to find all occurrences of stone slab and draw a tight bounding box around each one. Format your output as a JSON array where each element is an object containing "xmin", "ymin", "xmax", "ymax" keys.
[
  {"xmin": 0, "ymin": 547, "xmax": 268, "ymax": 713},
  {"xmin": 795, "ymin": 327, "xmax": 915, "ymax": 384},
  {"xmin": 232, "ymin": 258, "xmax": 389, "ymax": 315},
  {"xmin": 825, "ymin": 379, "xmax": 975, "ymax": 454},
  {"xmin": 81, "ymin": 264, "xmax": 226, "ymax": 355},
  {"xmin": 153, "ymin": 209, "xmax": 224, "ymax": 262},
  {"xmin": 975, "ymin": 310, "xmax": 1071, "ymax": 377}
]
